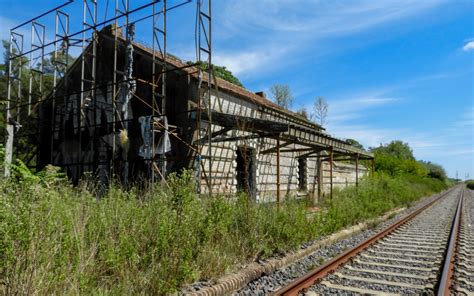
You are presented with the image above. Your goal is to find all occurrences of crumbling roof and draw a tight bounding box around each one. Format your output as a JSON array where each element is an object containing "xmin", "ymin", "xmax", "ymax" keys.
[
  {"xmin": 119, "ymin": 34, "xmax": 324, "ymax": 132},
  {"xmin": 50, "ymin": 27, "xmax": 371, "ymax": 158}
]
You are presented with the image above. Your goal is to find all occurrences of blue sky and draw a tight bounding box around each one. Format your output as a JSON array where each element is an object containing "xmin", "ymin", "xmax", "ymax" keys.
[{"xmin": 1, "ymin": 0, "xmax": 473, "ymax": 179}]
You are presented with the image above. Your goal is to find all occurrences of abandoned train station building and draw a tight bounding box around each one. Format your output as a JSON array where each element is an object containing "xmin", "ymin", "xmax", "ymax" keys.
[{"xmin": 15, "ymin": 25, "xmax": 374, "ymax": 202}]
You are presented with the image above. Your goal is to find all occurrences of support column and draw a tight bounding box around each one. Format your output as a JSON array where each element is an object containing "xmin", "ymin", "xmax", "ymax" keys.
[
  {"xmin": 276, "ymin": 137, "xmax": 280, "ymax": 207},
  {"xmin": 371, "ymin": 158, "xmax": 375, "ymax": 177},
  {"xmin": 355, "ymin": 153, "xmax": 359, "ymax": 187},
  {"xmin": 316, "ymin": 151, "xmax": 322, "ymax": 202},
  {"xmin": 329, "ymin": 147, "xmax": 333, "ymax": 199},
  {"xmin": 4, "ymin": 32, "xmax": 24, "ymax": 177}
]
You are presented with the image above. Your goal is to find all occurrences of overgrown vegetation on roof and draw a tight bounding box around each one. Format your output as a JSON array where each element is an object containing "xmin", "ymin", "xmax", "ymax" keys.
[{"xmin": 193, "ymin": 61, "xmax": 244, "ymax": 87}]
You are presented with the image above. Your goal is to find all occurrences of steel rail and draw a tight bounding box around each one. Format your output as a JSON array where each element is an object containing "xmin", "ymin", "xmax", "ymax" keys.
[
  {"xmin": 436, "ymin": 188, "xmax": 464, "ymax": 295},
  {"xmin": 273, "ymin": 186, "xmax": 459, "ymax": 296}
]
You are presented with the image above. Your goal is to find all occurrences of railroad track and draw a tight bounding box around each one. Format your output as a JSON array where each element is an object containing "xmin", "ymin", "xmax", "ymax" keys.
[
  {"xmin": 274, "ymin": 185, "xmax": 473, "ymax": 296},
  {"xmin": 454, "ymin": 188, "xmax": 474, "ymax": 295}
]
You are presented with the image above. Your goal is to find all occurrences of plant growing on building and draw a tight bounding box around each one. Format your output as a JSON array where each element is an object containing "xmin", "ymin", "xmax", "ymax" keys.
[{"xmin": 296, "ymin": 107, "xmax": 310, "ymax": 119}]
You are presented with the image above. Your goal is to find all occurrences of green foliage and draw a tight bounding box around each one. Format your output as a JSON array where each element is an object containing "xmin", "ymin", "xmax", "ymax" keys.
[
  {"xmin": 373, "ymin": 152, "xmax": 427, "ymax": 177},
  {"xmin": 194, "ymin": 61, "xmax": 243, "ymax": 87},
  {"xmin": 419, "ymin": 160, "xmax": 447, "ymax": 181},
  {"xmin": 370, "ymin": 141, "xmax": 450, "ymax": 184},
  {"xmin": 345, "ymin": 138, "xmax": 364, "ymax": 150},
  {"xmin": 320, "ymin": 174, "xmax": 447, "ymax": 234},
  {"xmin": 466, "ymin": 180, "xmax": 474, "ymax": 190},
  {"xmin": 371, "ymin": 140, "xmax": 429, "ymax": 177},
  {"xmin": 0, "ymin": 39, "xmax": 76, "ymax": 163},
  {"xmin": 371, "ymin": 140, "xmax": 415, "ymax": 160},
  {"xmin": 0, "ymin": 165, "xmax": 448, "ymax": 294}
]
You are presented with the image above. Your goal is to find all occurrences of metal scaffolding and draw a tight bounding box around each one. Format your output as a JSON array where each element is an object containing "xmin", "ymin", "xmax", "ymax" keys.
[
  {"xmin": 3, "ymin": 0, "xmax": 214, "ymax": 190},
  {"xmin": 3, "ymin": 0, "xmax": 372, "ymax": 200},
  {"xmin": 151, "ymin": 0, "xmax": 167, "ymax": 182},
  {"xmin": 197, "ymin": 0, "xmax": 212, "ymax": 195}
]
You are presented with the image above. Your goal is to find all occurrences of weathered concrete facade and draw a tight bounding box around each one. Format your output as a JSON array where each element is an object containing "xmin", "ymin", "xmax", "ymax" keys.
[
  {"xmin": 37, "ymin": 29, "xmax": 372, "ymax": 201},
  {"xmin": 196, "ymin": 91, "xmax": 369, "ymax": 201}
]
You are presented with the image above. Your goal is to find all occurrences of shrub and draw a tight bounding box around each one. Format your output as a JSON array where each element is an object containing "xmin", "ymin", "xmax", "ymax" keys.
[{"xmin": 466, "ymin": 180, "xmax": 474, "ymax": 190}]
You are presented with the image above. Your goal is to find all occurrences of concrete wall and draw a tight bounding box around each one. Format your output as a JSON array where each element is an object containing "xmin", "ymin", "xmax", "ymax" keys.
[{"xmin": 196, "ymin": 90, "xmax": 368, "ymax": 202}]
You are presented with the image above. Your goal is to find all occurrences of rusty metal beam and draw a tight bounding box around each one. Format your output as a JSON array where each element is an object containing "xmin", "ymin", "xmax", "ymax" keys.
[
  {"xmin": 260, "ymin": 140, "xmax": 294, "ymax": 155},
  {"xmin": 193, "ymin": 126, "xmax": 231, "ymax": 145},
  {"xmin": 279, "ymin": 147, "xmax": 315, "ymax": 153},
  {"xmin": 208, "ymin": 132, "xmax": 278, "ymax": 143},
  {"xmin": 329, "ymin": 146, "xmax": 333, "ymax": 199},
  {"xmin": 355, "ymin": 153, "xmax": 359, "ymax": 187},
  {"xmin": 277, "ymin": 136, "xmax": 281, "ymax": 207},
  {"xmin": 298, "ymin": 147, "xmax": 327, "ymax": 158}
]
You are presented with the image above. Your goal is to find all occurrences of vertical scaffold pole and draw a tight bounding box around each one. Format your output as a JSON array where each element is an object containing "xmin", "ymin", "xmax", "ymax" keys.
[
  {"xmin": 329, "ymin": 147, "xmax": 333, "ymax": 199},
  {"xmin": 152, "ymin": 0, "xmax": 166, "ymax": 183},
  {"xmin": 122, "ymin": 2, "xmax": 135, "ymax": 188},
  {"xmin": 52, "ymin": 10, "xmax": 69, "ymax": 164},
  {"xmin": 276, "ymin": 137, "xmax": 281, "ymax": 206},
  {"xmin": 80, "ymin": 0, "xmax": 97, "ymax": 177},
  {"xmin": 371, "ymin": 158, "xmax": 375, "ymax": 177},
  {"xmin": 355, "ymin": 153, "xmax": 359, "ymax": 187},
  {"xmin": 112, "ymin": 0, "xmax": 124, "ymax": 179},
  {"xmin": 28, "ymin": 22, "xmax": 45, "ymax": 117},
  {"xmin": 317, "ymin": 151, "xmax": 322, "ymax": 202},
  {"xmin": 198, "ymin": 0, "xmax": 212, "ymax": 196},
  {"xmin": 4, "ymin": 32, "xmax": 24, "ymax": 177}
]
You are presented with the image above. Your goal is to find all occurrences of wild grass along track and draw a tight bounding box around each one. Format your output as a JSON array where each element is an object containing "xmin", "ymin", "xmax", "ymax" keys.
[{"xmin": 275, "ymin": 185, "xmax": 470, "ymax": 296}]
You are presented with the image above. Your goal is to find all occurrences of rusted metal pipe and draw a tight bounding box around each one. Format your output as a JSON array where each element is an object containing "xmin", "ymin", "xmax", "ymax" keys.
[
  {"xmin": 355, "ymin": 153, "xmax": 359, "ymax": 187},
  {"xmin": 317, "ymin": 151, "xmax": 322, "ymax": 201},
  {"xmin": 277, "ymin": 137, "xmax": 281, "ymax": 207},
  {"xmin": 329, "ymin": 147, "xmax": 333, "ymax": 199},
  {"xmin": 371, "ymin": 158, "xmax": 375, "ymax": 177}
]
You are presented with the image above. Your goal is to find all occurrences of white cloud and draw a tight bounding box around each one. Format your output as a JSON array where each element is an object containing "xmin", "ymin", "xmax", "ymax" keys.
[
  {"xmin": 218, "ymin": 1, "xmax": 445, "ymax": 37},
  {"xmin": 323, "ymin": 89, "xmax": 401, "ymax": 124},
  {"xmin": 213, "ymin": 0, "xmax": 447, "ymax": 76},
  {"xmin": 214, "ymin": 46, "xmax": 289, "ymax": 77},
  {"xmin": 462, "ymin": 41, "xmax": 474, "ymax": 52}
]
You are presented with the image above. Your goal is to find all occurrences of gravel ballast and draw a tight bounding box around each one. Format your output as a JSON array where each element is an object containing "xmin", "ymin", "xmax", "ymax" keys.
[{"xmin": 232, "ymin": 189, "xmax": 451, "ymax": 295}]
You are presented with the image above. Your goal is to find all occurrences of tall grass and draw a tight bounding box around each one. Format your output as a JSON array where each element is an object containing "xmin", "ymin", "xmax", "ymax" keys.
[{"xmin": 1, "ymin": 170, "xmax": 447, "ymax": 294}]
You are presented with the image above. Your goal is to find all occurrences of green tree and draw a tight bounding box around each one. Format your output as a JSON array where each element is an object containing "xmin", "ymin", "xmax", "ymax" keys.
[
  {"xmin": 345, "ymin": 138, "xmax": 364, "ymax": 150},
  {"xmin": 370, "ymin": 141, "xmax": 428, "ymax": 177},
  {"xmin": 1, "ymin": 39, "xmax": 66, "ymax": 166},
  {"xmin": 270, "ymin": 84, "xmax": 293, "ymax": 109},
  {"xmin": 419, "ymin": 160, "xmax": 447, "ymax": 181},
  {"xmin": 370, "ymin": 140, "xmax": 415, "ymax": 160}
]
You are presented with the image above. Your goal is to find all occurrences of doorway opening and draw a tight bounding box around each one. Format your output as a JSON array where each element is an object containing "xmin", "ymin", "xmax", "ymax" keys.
[{"xmin": 236, "ymin": 146, "xmax": 257, "ymax": 198}]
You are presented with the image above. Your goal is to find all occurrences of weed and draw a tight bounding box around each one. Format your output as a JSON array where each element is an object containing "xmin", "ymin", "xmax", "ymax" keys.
[{"xmin": 0, "ymin": 167, "xmax": 448, "ymax": 294}]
